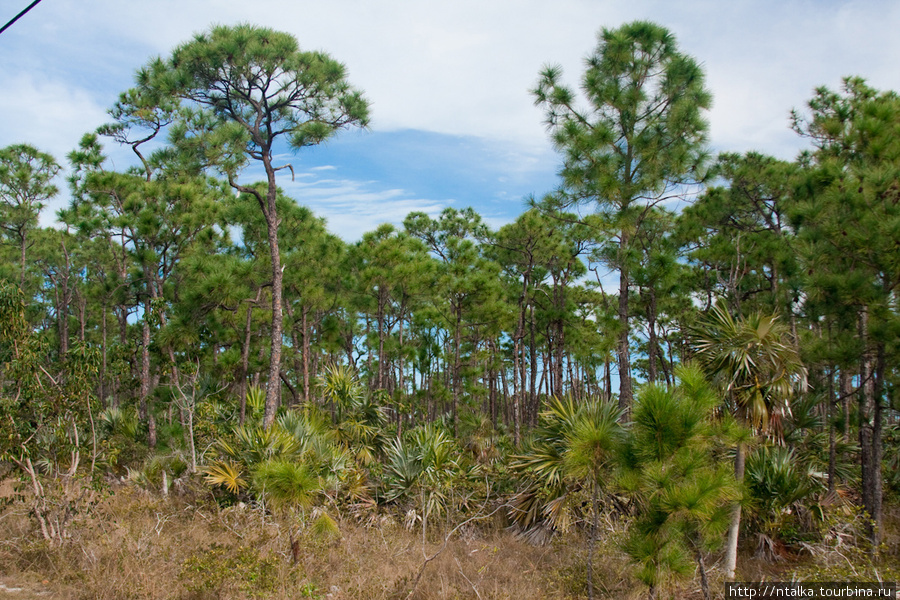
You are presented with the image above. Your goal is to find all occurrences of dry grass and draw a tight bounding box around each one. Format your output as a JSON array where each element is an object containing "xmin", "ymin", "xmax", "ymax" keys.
[
  {"xmin": 0, "ymin": 481, "xmax": 592, "ymax": 600},
  {"xmin": 3, "ymin": 481, "xmax": 894, "ymax": 600}
]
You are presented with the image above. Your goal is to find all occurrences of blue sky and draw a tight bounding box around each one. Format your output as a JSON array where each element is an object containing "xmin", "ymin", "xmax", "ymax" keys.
[{"xmin": 2, "ymin": 0, "xmax": 899, "ymax": 241}]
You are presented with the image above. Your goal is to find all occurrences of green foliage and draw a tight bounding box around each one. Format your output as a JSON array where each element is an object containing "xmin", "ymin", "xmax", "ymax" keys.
[
  {"xmin": 252, "ymin": 460, "xmax": 317, "ymax": 514},
  {"xmin": 678, "ymin": 151, "xmax": 800, "ymax": 315},
  {"xmin": 692, "ymin": 300, "xmax": 807, "ymax": 431},
  {"xmin": 383, "ymin": 423, "xmax": 471, "ymax": 521},
  {"xmin": 623, "ymin": 365, "xmax": 737, "ymax": 596},
  {"xmin": 204, "ymin": 461, "xmax": 247, "ymax": 495},
  {"xmin": 1, "ymin": 17, "xmax": 898, "ymax": 588},
  {"xmin": 318, "ymin": 364, "xmax": 387, "ymax": 465},
  {"xmin": 0, "ymin": 144, "xmax": 60, "ymax": 288},
  {"xmin": 179, "ymin": 544, "xmax": 280, "ymax": 599},
  {"xmin": 510, "ymin": 395, "xmax": 624, "ymax": 538},
  {"xmin": 744, "ymin": 444, "xmax": 824, "ymax": 551}
]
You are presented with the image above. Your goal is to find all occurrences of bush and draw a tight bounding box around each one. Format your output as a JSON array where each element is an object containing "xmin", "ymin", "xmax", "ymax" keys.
[{"xmin": 179, "ymin": 544, "xmax": 280, "ymax": 599}]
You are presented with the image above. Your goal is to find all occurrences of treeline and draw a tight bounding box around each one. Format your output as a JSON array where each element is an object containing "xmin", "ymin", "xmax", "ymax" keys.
[{"xmin": 1, "ymin": 20, "xmax": 898, "ymax": 594}]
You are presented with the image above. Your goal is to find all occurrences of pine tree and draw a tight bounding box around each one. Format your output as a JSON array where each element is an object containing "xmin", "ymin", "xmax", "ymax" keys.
[
  {"xmin": 121, "ymin": 24, "xmax": 369, "ymax": 428},
  {"xmin": 534, "ymin": 21, "xmax": 710, "ymax": 409}
]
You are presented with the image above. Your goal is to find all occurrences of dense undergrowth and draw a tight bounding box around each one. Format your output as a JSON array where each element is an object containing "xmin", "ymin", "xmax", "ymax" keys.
[{"xmin": 1, "ymin": 361, "xmax": 899, "ymax": 599}]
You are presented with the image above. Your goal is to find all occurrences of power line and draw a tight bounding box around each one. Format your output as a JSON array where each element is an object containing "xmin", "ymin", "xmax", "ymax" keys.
[{"xmin": 0, "ymin": 0, "xmax": 44, "ymax": 37}]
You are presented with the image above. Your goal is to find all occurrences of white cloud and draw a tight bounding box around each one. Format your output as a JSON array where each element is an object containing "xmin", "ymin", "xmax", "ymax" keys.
[
  {"xmin": 278, "ymin": 174, "xmax": 450, "ymax": 242},
  {"xmin": 11, "ymin": 1, "xmax": 900, "ymax": 157},
  {"xmin": 0, "ymin": 72, "xmax": 108, "ymax": 160},
  {"xmin": 5, "ymin": 0, "xmax": 900, "ymax": 231}
]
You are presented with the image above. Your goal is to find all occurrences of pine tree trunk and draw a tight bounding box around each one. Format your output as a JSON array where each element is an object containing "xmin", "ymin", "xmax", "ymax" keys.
[
  {"xmin": 141, "ymin": 298, "xmax": 156, "ymax": 449},
  {"xmin": 647, "ymin": 287, "xmax": 658, "ymax": 384},
  {"xmin": 695, "ymin": 542, "xmax": 711, "ymax": 600},
  {"xmin": 262, "ymin": 187, "xmax": 283, "ymax": 430},
  {"xmin": 858, "ymin": 306, "xmax": 880, "ymax": 548},
  {"xmin": 827, "ymin": 365, "xmax": 836, "ymax": 494},
  {"xmin": 617, "ymin": 261, "xmax": 633, "ymax": 412},
  {"xmin": 302, "ymin": 305, "xmax": 310, "ymax": 404}
]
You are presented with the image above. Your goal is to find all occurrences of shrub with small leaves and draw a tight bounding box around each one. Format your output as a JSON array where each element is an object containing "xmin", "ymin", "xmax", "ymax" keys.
[{"xmin": 179, "ymin": 544, "xmax": 280, "ymax": 599}]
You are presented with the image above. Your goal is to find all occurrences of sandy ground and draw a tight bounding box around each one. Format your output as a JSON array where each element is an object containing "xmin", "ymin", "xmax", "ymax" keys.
[{"xmin": 0, "ymin": 578, "xmax": 56, "ymax": 599}]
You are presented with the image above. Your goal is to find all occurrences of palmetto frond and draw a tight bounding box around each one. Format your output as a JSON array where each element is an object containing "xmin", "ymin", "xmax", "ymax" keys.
[
  {"xmin": 381, "ymin": 424, "xmax": 465, "ymax": 519},
  {"xmin": 204, "ymin": 461, "xmax": 248, "ymax": 494},
  {"xmin": 383, "ymin": 436, "xmax": 422, "ymax": 502},
  {"xmin": 510, "ymin": 394, "xmax": 623, "ymax": 541},
  {"xmin": 692, "ymin": 300, "xmax": 807, "ymax": 431},
  {"xmin": 252, "ymin": 459, "xmax": 317, "ymax": 513},
  {"xmin": 245, "ymin": 385, "xmax": 265, "ymax": 417},
  {"xmin": 319, "ymin": 363, "xmax": 364, "ymax": 418},
  {"xmin": 99, "ymin": 406, "xmax": 140, "ymax": 440}
]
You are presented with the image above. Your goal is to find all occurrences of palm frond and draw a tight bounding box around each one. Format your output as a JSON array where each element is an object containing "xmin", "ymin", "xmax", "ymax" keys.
[{"xmin": 204, "ymin": 461, "xmax": 248, "ymax": 494}]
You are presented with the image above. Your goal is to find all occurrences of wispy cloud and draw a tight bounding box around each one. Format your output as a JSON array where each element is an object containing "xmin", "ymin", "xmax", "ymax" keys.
[
  {"xmin": 6, "ymin": 0, "xmax": 900, "ymax": 235},
  {"xmin": 278, "ymin": 174, "xmax": 450, "ymax": 241},
  {"xmin": 0, "ymin": 72, "xmax": 108, "ymax": 160}
]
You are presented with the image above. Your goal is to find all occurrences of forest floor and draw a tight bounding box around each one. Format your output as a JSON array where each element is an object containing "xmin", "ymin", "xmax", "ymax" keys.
[
  {"xmin": 0, "ymin": 577, "xmax": 55, "ymax": 599},
  {"xmin": 0, "ymin": 479, "xmax": 898, "ymax": 600}
]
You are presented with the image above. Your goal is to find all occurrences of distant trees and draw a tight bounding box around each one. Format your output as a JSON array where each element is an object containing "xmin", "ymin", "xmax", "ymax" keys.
[
  {"xmin": 791, "ymin": 77, "xmax": 900, "ymax": 548},
  {"xmin": 2, "ymin": 19, "xmax": 899, "ymax": 591},
  {"xmin": 0, "ymin": 144, "xmax": 60, "ymax": 287}
]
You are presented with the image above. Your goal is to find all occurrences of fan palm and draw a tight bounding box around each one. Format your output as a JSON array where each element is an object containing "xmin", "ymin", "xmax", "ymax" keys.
[
  {"xmin": 744, "ymin": 445, "xmax": 823, "ymax": 560},
  {"xmin": 204, "ymin": 421, "xmax": 301, "ymax": 497},
  {"xmin": 319, "ymin": 364, "xmax": 387, "ymax": 465},
  {"xmin": 511, "ymin": 395, "xmax": 624, "ymax": 600},
  {"xmin": 382, "ymin": 423, "xmax": 466, "ymax": 525},
  {"xmin": 691, "ymin": 300, "xmax": 807, "ymax": 580},
  {"xmin": 252, "ymin": 459, "xmax": 322, "ymax": 563}
]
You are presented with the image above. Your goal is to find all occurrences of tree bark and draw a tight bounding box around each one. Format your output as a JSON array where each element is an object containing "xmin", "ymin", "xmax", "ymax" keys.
[
  {"xmin": 617, "ymin": 261, "xmax": 633, "ymax": 413},
  {"xmin": 724, "ymin": 440, "xmax": 745, "ymax": 580},
  {"xmin": 857, "ymin": 306, "xmax": 880, "ymax": 548},
  {"xmin": 262, "ymin": 173, "xmax": 283, "ymax": 430}
]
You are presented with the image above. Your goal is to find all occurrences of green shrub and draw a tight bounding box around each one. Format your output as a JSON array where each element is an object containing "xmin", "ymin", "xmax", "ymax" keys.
[{"xmin": 179, "ymin": 544, "xmax": 280, "ymax": 599}]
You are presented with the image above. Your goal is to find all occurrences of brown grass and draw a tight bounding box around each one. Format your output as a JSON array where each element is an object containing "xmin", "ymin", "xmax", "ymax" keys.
[
  {"xmin": 2, "ymin": 481, "xmax": 896, "ymax": 600},
  {"xmin": 0, "ymin": 482, "xmax": 590, "ymax": 600}
]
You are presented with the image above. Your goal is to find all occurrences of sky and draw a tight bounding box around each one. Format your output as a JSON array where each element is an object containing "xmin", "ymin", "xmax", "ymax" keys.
[{"xmin": 1, "ymin": 0, "xmax": 899, "ymax": 241}]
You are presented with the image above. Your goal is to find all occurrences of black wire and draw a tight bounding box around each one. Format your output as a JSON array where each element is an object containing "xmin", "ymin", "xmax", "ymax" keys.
[{"xmin": 0, "ymin": 0, "xmax": 44, "ymax": 37}]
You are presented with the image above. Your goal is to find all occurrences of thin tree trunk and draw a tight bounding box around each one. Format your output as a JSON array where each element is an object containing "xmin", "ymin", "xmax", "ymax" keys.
[
  {"xmin": 100, "ymin": 305, "xmax": 108, "ymax": 406},
  {"xmin": 604, "ymin": 356, "xmax": 612, "ymax": 403},
  {"xmin": 696, "ymin": 544, "xmax": 711, "ymax": 600},
  {"xmin": 302, "ymin": 305, "xmax": 311, "ymax": 403},
  {"xmin": 262, "ymin": 167, "xmax": 284, "ymax": 429},
  {"xmin": 858, "ymin": 306, "xmax": 880, "ymax": 548},
  {"xmin": 840, "ymin": 368, "xmax": 851, "ymax": 469},
  {"xmin": 19, "ymin": 230, "xmax": 27, "ymax": 289},
  {"xmin": 529, "ymin": 305, "xmax": 537, "ymax": 426},
  {"xmin": 617, "ymin": 261, "xmax": 633, "ymax": 412},
  {"xmin": 724, "ymin": 440, "xmax": 745, "ymax": 580},
  {"xmin": 140, "ymin": 298, "xmax": 156, "ymax": 449},
  {"xmin": 646, "ymin": 287, "xmax": 658, "ymax": 384},
  {"xmin": 827, "ymin": 364, "xmax": 836, "ymax": 495},
  {"xmin": 452, "ymin": 308, "xmax": 461, "ymax": 437},
  {"xmin": 399, "ymin": 308, "xmax": 406, "ymax": 400},
  {"xmin": 870, "ymin": 338, "xmax": 885, "ymax": 548}
]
